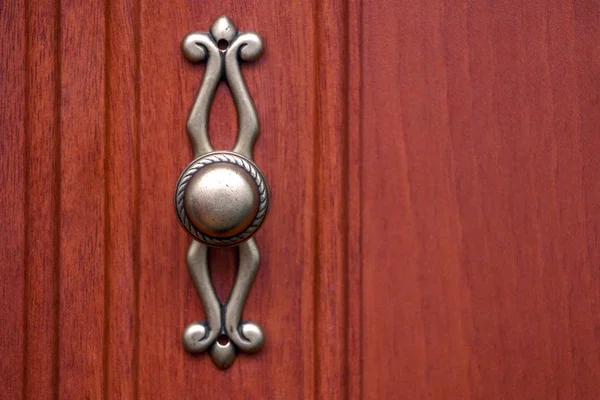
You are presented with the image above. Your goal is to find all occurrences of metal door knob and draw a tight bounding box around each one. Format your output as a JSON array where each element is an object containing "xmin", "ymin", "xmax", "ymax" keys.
[
  {"xmin": 173, "ymin": 16, "xmax": 268, "ymax": 369},
  {"xmin": 176, "ymin": 151, "xmax": 268, "ymax": 246}
]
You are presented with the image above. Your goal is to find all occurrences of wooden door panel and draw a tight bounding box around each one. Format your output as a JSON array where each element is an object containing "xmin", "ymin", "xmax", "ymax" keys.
[
  {"xmin": 1, "ymin": 2, "xmax": 26, "ymax": 396},
  {"xmin": 106, "ymin": 0, "xmax": 138, "ymax": 397},
  {"xmin": 23, "ymin": 0, "xmax": 59, "ymax": 397},
  {"xmin": 59, "ymin": 1, "xmax": 107, "ymax": 397},
  {"xmin": 2, "ymin": 0, "xmax": 600, "ymax": 399},
  {"xmin": 137, "ymin": 1, "xmax": 319, "ymax": 398},
  {"xmin": 361, "ymin": 1, "xmax": 600, "ymax": 398}
]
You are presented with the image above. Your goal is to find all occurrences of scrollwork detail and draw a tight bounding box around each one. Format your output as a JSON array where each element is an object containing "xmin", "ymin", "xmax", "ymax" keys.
[{"xmin": 177, "ymin": 16, "xmax": 267, "ymax": 369}]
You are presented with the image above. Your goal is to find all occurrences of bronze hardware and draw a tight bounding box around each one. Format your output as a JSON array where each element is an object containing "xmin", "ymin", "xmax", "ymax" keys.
[{"xmin": 174, "ymin": 15, "xmax": 267, "ymax": 369}]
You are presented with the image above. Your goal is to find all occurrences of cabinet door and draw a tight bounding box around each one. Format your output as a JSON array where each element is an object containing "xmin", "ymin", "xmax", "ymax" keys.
[{"xmin": 2, "ymin": 1, "xmax": 600, "ymax": 399}]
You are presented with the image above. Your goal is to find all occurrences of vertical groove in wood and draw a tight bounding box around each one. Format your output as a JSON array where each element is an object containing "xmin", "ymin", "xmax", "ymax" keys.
[
  {"xmin": 24, "ymin": 0, "xmax": 60, "ymax": 397},
  {"xmin": 133, "ymin": 0, "xmax": 141, "ymax": 397},
  {"xmin": 104, "ymin": 0, "xmax": 140, "ymax": 397},
  {"xmin": 103, "ymin": 0, "xmax": 111, "ymax": 395},
  {"xmin": 52, "ymin": 0, "xmax": 62, "ymax": 397},
  {"xmin": 341, "ymin": 2, "xmax": 351, "ymax": 397},
  {"xmin": 22, "ymin": 0, "xmax": 31, "ymax": 397},
  {"xmin": 301, "ymin": 1, "xmax": 318, "ymax": 388},
  {"xmin": 58, "ymin": 0, "xmax": 106, "ymax": 397},
  {"xmin": 310, "ymin": 2, "xmax": 320, "ymax": 398},
  {"xmin": 0, "ymin": 1, "xmax": 26, "ymax": 398},
  {"xmin": 53, "ymin": 0, "xmax": 62, "ymax": 396},
  {"xmin": 347, "ymin": 0, "xmax": 363, "ymax": 398},
  {"xmin": 313, "ymin": 0, "xmax": 349, "ymax": 398},
  {"xmin": 105, "ymin": 0, "xmax": 139, "ymax": 396}
]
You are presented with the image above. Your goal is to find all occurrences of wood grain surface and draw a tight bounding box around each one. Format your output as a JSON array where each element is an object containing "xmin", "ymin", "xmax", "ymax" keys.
[
  {"xmin": 2, "ymin": 0, "xmax": 600, "ymax": 399},
  {"xmin": 360, "ymin": 1, "xmax": 600, "ymax": 398},
  {"xmin": 24, "ymin": 0, "xmax": 59, "ymax": 397},
  {"xmin": 1, "ymin": 1, "xmax": 25, "ymax": 397}
]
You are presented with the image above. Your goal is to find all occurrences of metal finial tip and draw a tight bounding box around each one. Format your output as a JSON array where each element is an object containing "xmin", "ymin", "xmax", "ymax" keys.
[{"xmin": 210, "ymin": 15, "xmax": 238, "ymax": 44}]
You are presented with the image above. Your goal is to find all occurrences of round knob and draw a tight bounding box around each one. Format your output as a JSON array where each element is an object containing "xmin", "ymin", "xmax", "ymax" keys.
[
  {"xmin": 184, "ymin": 162, "xmax": 259, "ymax": 238},
  {"xmin": 175, "ymin": 151, "xmax": 268, "ymax": 246}
]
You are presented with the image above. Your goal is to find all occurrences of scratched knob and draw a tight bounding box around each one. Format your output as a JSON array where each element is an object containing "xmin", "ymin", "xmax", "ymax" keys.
[{"xmin": 175, "ymin": 151, "xmax": 268, "ymax": 247}]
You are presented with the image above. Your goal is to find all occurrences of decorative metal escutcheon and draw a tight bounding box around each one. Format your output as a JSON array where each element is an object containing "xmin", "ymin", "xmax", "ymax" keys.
[{"xmin": 174, "ymin": 16, "xmax": 268, "ymax": 369}]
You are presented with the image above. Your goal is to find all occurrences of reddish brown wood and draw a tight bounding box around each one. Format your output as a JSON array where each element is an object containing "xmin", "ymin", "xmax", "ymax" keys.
[
  {"xmin": 360, "ymin": 0, "xmax": 600, "ymax": 398},
  {"xmin": 106, "ymin": 0, "xmax": 138, "ymax": 397},
  {"xmin": 4, "ymin": 0, "xmax": 600, "ymax": 398},
  {"xmin": 346, "ymin": 0, "xmax": 363, "ymax": 398},
  {"xmin": 58, "ymin": 0, "xmax": 106, "ymax": 397},
  {"xmin": 0, "ymin": 2, "xmax": 25, "ymax": 398},
  {"xmin": 137, "ymin": 1, "xmax": 190, "ymax": 396},
  {"xmin": 314, "ymin": 0, "xmax": 351, "ymax": 398},
  {"xmin": 24, "ymin": 0, "xmax": 59, "ymax": 397}
]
